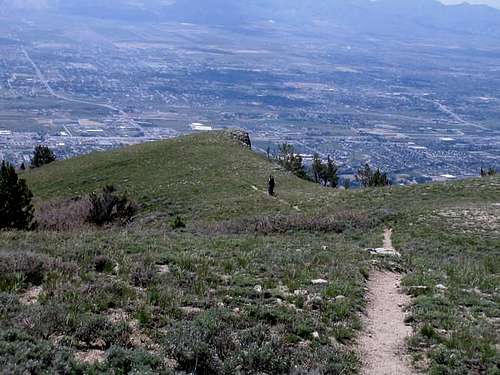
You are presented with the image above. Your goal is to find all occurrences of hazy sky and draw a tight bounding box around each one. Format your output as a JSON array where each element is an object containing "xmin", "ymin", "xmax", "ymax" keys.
[{"xmin": 440, "ymin": 0, "xmax": 500, "ymax": 8}]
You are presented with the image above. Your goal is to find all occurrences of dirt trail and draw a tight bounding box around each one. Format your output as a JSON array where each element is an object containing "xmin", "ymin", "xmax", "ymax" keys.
[
  {"xmin": 383, "ymin": 228, "xmax": 395, "ymax": 250},
  {"xmin": 360, "ymin": 230, "xmax": 415, "ymax": 375},
  {"xmin": 250, "ymin": 185, "xmax": 301, "ymax": 212}
]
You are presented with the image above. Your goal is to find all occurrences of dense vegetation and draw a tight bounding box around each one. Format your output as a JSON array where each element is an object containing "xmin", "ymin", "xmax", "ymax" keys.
[{"xmin": 0, "ymin": 131, "xmax": 498, "ymax": 374}]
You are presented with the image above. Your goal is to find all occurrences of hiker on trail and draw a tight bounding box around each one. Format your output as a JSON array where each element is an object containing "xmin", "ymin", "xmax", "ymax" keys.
[{"xmin": 268, "ymin": 175, "xmax": 275, "ymax": 196}]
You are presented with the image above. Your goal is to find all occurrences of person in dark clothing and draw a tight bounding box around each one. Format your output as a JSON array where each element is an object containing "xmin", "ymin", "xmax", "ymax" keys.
[{"xmin": 268, "ymin": 175, "xmax": 275, "ymax": 196}]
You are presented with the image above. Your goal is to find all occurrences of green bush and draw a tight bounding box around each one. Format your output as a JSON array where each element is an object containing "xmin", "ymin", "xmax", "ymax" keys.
[
  {"xmin": 75, "ymin": 314, "xmax": 130, "ymax": 349},
  {"xmin": 170, "ymin": 216, "xmax": 186, "ymax": 230},
  {"xmin": 0, "ymin": 329, "xmax": 80, "ymax": 374},
  {"xmin": 102, "ymin": 347, "xmax": 167, "ymax": 374},
  {"xmin": 87, "ymin": 185, "xmax": 137, "ymax": 226}
]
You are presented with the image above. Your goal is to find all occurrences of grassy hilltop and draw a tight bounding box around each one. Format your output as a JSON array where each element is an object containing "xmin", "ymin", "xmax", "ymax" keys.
[{"xmin": 1, "ymin": 131, "xmax": 499, "ymax": 374}]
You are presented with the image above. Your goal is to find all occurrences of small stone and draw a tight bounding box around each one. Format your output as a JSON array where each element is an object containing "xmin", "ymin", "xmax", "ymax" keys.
[
  {"xmin": 312, "ymin": 331, "xmax": 320, "ymax": 339},
  {"xmin": 254, "ymin": 285, "xmax": 263, "ymax": 293},
  {"xmin": 311, "ymin": 279, "xmax": 328, "ymax": 285},
  {"xmin": 336, "ymin": 295, "xmax": 346, "ymax": 301},
  {"xmin": 436, "ymin": 284, "xmax": 447, "ymax": 291},
  {"xmin": 294, "ymin": 289, "xmax": 308, "ymax": 296}
]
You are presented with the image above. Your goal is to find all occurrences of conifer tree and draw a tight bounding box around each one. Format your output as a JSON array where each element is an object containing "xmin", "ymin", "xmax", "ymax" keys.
[
  {"xmin": 356, "ymin": 163, "xmax": 390, "ymax": 187},
  {"xmin": 312, "ymin": 153, "xmax": 324, "ymax": 184},
  {"xmin": 0, "ymin": 161, "xmax": 34, "ymax": 230},
  {"xmin": 278, "ymin": 143, "xmax": 307, "ymax": 180},
  {"xmin": 31, "ymin": 145, "xmax": 56, "ymax": 168},
  {"xmin": 324, "ymin": 156, "xmax": 339, "ymax": 188}
]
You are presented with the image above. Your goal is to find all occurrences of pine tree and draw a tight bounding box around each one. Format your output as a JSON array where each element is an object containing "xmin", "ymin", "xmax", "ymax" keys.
[
  {"xmin": 324, "ymin": 156, "xmax": 339, "ymax": 188},
  {"xmin": 277, "ymin": 143, "xmax": 308, "ymax": 180},
  {"xmin": 0, "ymin": 161, "xmax": 34, "ymax": 230},
  {"xmin": 312, "ymin": 153, "xmax": 324, "ymax": 184},
  {"xmin": 356, "ymin": 163, "xmax": 390, "ymax": 187},
  {"xmin": 31, "ymin": 145, "xmax": 56, "ymax": 168},
  {"xmin": 356, "ymin": 163, "xmax": 372, "ymax": 187}
]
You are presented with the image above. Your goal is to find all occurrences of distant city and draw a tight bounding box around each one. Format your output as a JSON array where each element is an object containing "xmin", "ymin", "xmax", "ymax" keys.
[{"xmin": 1, "ymin": 13, "xmax": 499, "ymax": 184}]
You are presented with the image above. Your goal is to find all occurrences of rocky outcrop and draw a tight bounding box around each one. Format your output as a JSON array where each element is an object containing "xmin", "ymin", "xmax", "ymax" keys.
[{"xmin": 228, "ymin": 129, "xmax": 252, "ymax": 149}]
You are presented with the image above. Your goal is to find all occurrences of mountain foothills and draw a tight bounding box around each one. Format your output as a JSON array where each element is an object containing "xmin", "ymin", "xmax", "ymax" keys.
[
  {"xmin": 0, "ymin": 131, "xmax": 499, "ymax": 374},
  {"xmin": 3, "ymin": 0, "xmax": 500, "ymax": 38}
]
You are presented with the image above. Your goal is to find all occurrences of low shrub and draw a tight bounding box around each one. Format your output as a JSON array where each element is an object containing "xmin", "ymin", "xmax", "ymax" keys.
[
  {"xmin": 80, "ymin": 278, "xmax": 135, "ymax": 313},
  {"xmin": 208, "ymin": 210, "xmax": 379, "ymax": 235},
  {"xmin": 130, "ymin": 264, "xmax": 156, "ymax": 288},
  {"xmin": 0, "ymin": 329, "xmax": 78, "ymax": 374},
  {"xmin": 0, "ymin": 251, "xmax": 77, "ymax": 291},
  {"xmin": 18, "ymin": 303, "xmax": 73, "ymax": 339},
  {"xmin": 74, "ymin": 314, "xmax": 130, "ymax": 349},
  {"xmin": 94, "ymin": 255, "xmax": 114, "ymax": 273},
  {"xmin": 102, "ymin": 347, "xmax": 166, "ymax": 374},
  {"xmin": 87, "ymin": 185, "xmax": 137, "ymax": 226},
  {"xmin": 35, "ymin": 198, "xmax": 91, "ymax": 231},
  {"xmin": 170, "ymin": 216, "xmax": 186, "ymax": 230}
]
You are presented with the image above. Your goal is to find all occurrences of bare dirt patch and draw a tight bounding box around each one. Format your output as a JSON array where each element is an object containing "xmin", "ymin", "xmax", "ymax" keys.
[
  {"xmin": 437, "ymin": 207, "xmax": 500, "ymax": 234},
  {"xmin": 19, "ymin": 286, "xmax": 43, "ymax": 305},
  {"xmin": 74, "ymin": 349, "xmax": 106, "ymax": 364}
]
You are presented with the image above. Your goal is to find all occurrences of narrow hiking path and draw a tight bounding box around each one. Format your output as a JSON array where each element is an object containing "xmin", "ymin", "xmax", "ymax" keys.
[
  {"xmin": 250, "ymin": 185, "xmax": 301, "ymax": 212},
  {"xmin": 360, "ymin": 229, "xmax": 415, "ymax": 375}
]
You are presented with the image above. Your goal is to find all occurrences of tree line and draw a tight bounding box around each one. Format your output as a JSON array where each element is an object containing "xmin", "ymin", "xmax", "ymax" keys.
[{"xmin": 271, "ymin": 143, "xmax": 391, "ymax": 189}]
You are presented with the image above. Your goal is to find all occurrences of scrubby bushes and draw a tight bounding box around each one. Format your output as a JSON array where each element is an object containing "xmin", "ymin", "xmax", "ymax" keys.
[
  {"xmin": 209, "ymin": 210, "xmax": 383, "ymax": 235},
  {"xmin": 35, "ymin": 198, "xmax": 91, "ymax": 231},
  {"xmin": 87, "ymin": 185, "xmax": 137, "ymax": 226},
  {"xmin": 0, "ymin": 251, "xmax": 77, "ymax": 291},
  {"xmin": 0, "ymin": 329, "xmax": 76, "ymax": 374},
  {"xmin": 74, "ymin": 314, "xmax": 130, "ymax": 349},
  {"xmin": 35, "ymin": 186, "xmax": 137, "ymax": 230}
]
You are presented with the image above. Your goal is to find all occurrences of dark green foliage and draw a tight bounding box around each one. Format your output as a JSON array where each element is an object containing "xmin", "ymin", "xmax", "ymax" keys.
[
  {"xmin": 0, "ymin": 160, "xmax": 34, "ymax": 230},
  {"xmin": 313, "ymin": 154, "xmax": 339, "ymax": 187},
  {"xmin": 87, "ymin": 185, "xmax": 137, "ymax": 226},
  {"xmin": 356, "ymin": 163, "xmax": 390, "ymax": 187},
  {"xmin": 277, "ymin": 143, "xmax": 308, "ymax": 180},
  {"xmin": 170, "ymin": 215, "xmax": 186, "ymax": 230},
  {"xmin": 325, "ymin": 156, "xmax": 339, "ymax": 188},
  {"xmin": 31, "ymin": 145, "xmax": 56, "ymax": 169},
  {"xmin": 94, "ymin": 255, "xmax": 114, "ymax": 273},
  {"xmin": 343, "ymin": 178, "xmax": 351, "ymax": 190},
  {"xmin": 312, "ymin": 153, "xmax": 323, "ymax": 184},
  {"xmin": 480, "ymin": 167, "xmax": 497, "ymax": 177}
]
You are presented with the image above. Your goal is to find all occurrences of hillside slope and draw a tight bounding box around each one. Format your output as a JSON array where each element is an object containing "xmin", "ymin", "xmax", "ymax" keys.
[
  {"xmin": 1, "ymin": 131, "xmax": 499, "ymax": 374},
  {"xmin": 24, "ymin": 131, "xmax": 323, "ymax": 222}
]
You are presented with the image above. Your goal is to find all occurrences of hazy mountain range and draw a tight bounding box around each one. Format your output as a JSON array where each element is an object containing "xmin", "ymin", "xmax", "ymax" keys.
[{"xmin": 3, "ymin": 0, "xmax": 500, "ymax": 40}]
